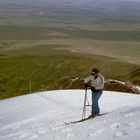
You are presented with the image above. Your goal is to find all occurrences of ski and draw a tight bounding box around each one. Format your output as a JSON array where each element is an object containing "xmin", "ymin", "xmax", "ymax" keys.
[
  {"xmin": 65, "ymin": 117, "xmax": 90, "ymax": 125},
  {"xmin": 65, "ymin": 113, "xmax": 106, "ymax": 125}
]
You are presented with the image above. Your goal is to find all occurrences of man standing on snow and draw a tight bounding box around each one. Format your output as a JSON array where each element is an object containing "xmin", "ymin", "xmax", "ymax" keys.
[{"xmin": 84, "ymin": 68, "xmax": 104, "ymax": 117}]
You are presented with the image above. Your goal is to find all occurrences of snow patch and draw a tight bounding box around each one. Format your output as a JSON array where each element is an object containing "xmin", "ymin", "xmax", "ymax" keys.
[{"xmin": 0, "ymin": 90, "xmax": 140, "ymax": 140}]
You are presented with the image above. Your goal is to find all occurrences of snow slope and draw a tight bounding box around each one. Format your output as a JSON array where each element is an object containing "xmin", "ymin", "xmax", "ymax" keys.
[{"xmin": 0, "ymin": 90, "xmax": 140, "ymax": 140}]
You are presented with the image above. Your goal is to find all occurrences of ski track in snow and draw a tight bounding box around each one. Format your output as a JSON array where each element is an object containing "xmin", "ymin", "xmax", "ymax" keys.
[{"xmin": 0, "ymin": 90, "xmax": 140, "ymax": 140}]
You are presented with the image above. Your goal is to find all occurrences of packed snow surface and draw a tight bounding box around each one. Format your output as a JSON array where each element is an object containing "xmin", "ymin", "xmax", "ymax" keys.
[{"xmin": 0, "ymin": 90, "xmax": 140, "ymax": 140}]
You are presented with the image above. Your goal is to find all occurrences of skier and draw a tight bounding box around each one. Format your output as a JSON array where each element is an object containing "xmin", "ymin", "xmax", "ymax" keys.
[{"xmin": 84, "ymin": 68, "xmax": 104, "ymax": 118}]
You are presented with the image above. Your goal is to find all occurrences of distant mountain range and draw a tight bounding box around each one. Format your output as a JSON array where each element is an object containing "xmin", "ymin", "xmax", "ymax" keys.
[{"xmin": 0, "ymin": 0, "xmax": 140, "ymax": 26}]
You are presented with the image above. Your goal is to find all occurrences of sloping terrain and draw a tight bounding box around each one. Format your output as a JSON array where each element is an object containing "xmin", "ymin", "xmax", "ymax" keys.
[{"xmin": 0, "ymin": 90, "xmax": 140, "ymax": 140}]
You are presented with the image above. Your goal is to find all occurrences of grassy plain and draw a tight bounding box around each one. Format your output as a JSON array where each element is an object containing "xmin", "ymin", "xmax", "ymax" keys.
[{"xmin": 0, "ymin": 25, "xmax": 140, "ymax": 99}]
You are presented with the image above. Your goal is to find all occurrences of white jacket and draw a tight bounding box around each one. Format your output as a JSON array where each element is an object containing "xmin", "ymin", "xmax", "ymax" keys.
[{"xmin": 84, "ymin": 74, "xmax": 104, "ymax": 90}]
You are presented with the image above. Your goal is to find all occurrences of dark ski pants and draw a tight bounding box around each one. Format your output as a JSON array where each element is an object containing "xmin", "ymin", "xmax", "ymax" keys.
[{"xmin": 91, "ymin": 90, "xmax": 103, "ymax": 114}]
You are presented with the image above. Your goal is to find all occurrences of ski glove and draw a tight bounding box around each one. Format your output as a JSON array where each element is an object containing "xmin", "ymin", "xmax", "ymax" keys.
[{"xmin": 90, "ymin": 87, "xmax": 100, "ymax": 92}]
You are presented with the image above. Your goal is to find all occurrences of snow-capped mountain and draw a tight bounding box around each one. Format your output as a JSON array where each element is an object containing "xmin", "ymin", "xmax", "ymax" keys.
[{"xmin": 0, "ymin": 90, "xmax": 140, "ymax": 140}]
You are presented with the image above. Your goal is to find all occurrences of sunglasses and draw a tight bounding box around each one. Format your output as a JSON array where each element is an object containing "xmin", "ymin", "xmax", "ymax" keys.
[{"xmin": 91, "ymin": 72, "xmax": 96, "ymax": 75}]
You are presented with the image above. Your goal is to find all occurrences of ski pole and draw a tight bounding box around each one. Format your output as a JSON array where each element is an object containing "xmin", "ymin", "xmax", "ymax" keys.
[
  {"xmin": 82, "ymin": 88, "xmax": 87, "ymax": 120},
  {"xmin": 86, "ymin": 93, "xmax": 90, "ymax": 106}
]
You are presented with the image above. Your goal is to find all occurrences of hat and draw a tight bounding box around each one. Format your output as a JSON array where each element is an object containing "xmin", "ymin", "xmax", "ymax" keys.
[{"xmin": 91, "ymin": 68, "xmax": 99, "ymax": 74}]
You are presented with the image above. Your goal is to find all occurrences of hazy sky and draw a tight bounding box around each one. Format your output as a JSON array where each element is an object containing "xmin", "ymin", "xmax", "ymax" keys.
[
  {"xmin": 0, "ymin": 0, "xmax": 139, "ymax": 5},
  {"xmin": 0, "ymin": 0, "xmax": 140, "ymax": 3}
]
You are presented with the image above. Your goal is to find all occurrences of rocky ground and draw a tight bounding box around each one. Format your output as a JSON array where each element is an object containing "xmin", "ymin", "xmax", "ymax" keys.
[{"xmin": 48, "ymin": 77, "xmax": 140, "ymax": 94}]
